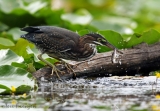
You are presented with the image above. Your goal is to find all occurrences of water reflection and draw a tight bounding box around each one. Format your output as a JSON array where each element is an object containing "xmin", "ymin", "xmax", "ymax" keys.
[
  {"xmin": 0, "ymin": 76, "xmax": 160, "ymax": 111},
  {"xmin": 36, "ymin": 76, "xmax": 160, "ymax": 110}
]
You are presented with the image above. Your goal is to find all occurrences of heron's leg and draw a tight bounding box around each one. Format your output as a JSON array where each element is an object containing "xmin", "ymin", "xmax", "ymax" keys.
[
  {"xmin": 61, "ymin": 61, "xmax": 76, "ymax": 77},
  {"xmin": 37, "ymin": 53, "xmax": 61, "ymax": 80}
]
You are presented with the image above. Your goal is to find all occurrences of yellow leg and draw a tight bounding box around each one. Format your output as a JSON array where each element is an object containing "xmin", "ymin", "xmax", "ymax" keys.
[
  {"xmin": 37, "ymin": 53, "xmax": 61, "ymax": 80},
  {"xmin": 61, "ymin": 61, "xmax": 76, "ymax": 77}
]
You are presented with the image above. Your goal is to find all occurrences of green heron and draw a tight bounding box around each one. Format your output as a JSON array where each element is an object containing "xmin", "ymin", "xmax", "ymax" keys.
[{"xmin": 21, "ymin": 26, "xmax": 122, "ymax": 80}]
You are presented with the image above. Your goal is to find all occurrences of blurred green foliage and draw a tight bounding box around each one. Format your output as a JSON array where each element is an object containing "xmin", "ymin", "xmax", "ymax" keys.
[
  {"xmin": 0, "ymin": 0, "xmax": 160, "ymax": 72},
  {"xmin": 1, "ymin": 0, "xmax": 160, "ymax": 32}
]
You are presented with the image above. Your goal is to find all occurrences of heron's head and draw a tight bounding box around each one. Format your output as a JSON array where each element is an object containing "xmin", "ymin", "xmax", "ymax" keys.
[
  {"xmin": 82, "ymin": 33, "xmax": 117, "ymax": 50},
  {"xmin": 83, "ymin": 33, "xmax": 108, "ymax": 45}
]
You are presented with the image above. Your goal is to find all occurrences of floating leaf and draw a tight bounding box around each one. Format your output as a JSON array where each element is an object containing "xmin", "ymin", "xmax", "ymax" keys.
[
  {"xmin": 11, "ymin": 38, "xmax": 34, "ymax": 58},
  {"xmin": 24, "ymin": 1, "xmax": 47, "ymax": 14},
  {"xmin": 0, "ymin": 22, "xmax": 8, "ymax": 31},
  {"xmin": 26, "ymin": 46, "xmax": 57, "ymax": 69},
  {"xmin": 0, "ymin": 49, "xmax": 24, "ymax": 65},
  {"xmin": 8, "ymin": 27, "xmax": 25, "ymax": 41},
  {"xmin": 0, "ymin": 0, "xmax": 20, "ymax": 13},
  {"xmin": 90, "ymin": 20, "xmax": 133, "ymax": 34},
  {"xmin": 61, "ymin": 9, "xmax": 92, "ymax": 25},
  {"xmin": 27, "ymin": 46, "xmax": 52, "ymax": 62},
  {"xmin": 0, "ymin": 65, "xmax": 36, "ymax": 94},
  {"xmin": 0, "ymin": 37, "xmax": 15, "ymax": 46}
]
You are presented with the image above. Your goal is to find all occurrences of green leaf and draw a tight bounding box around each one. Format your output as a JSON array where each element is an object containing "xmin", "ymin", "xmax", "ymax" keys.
[
  {"xmin": 0, "ymin": 0, "xmax": 47, "ymax": 14},
  {"xmin": 0, "ymin": 22, "xmax": 8, "ymax": 31},
  {"xmin": 125, "ymin": 33, "xmax": 143, "ymax": 48},
  {"xmin": 126, "ymin": 29, "xmax": 160, "ymax": 47},
  {"xmin": 0, "ymin": 84, "xmax": 11, "ymax": 94},
  {"xmin": 0, "ymin": 65, "xmax": 35, "ymax": 94},
  {"xmin": 26, "ymin": 47, "xmax": 42, "ymax": 62},
  {"xmin": 27, "ymin": 62, "xmax": 36, "ymax": 73},
  {"xmin": 142, "ymin": 29, "xmax": 160, "ymax": 44},
  {"xmin": 0, "ymin": 0, "xmax": 20, "ymax": 13},
  {"xmin": 11, "ymin": 38, "xmax": 34, "ymax": 58},
  {"xmin": 0, "ymin": 49, "xmax": 24, "ymax": 65},
  {"xmin": 41, "ymin": 9, "xmax": 64, "ymax": 25},
  {"xmin": 0, "ymin": 37, "xmax": 15, "ymax": 46},
  {"xmin": 11, "ymin": 62, "xmax": 27, "ymax": 69},
  {"xmin": 97, "ymin": 30, "xmax": 124, "ymax": 52},
  {"xmin": 11, "ymin": 8, "xmax": 28, "ymax": 15},
  {"xmin": 16, "ymin": 85, "xmax": 32, "ymax": 94},
  {"xmin": 26, "ymin": 47, "xmax": 58, "ymax": 68},
  {"xmin": 27, "ymin": 46, "xmax": 51, "ymax": 62},
  {"xmin": 24, "ymin": 1, "xmax": 47, "ymax": 14},
  {"xmin": 90, "ymin": 20, "xmax": 133, "ymax": 34},
  {"xmin": 61, "ymin": 9, "xmax": 92, "ymax": 25},
  {"xmin": 78, "ymin": 29, "xmax": 91, "ymax": 36},
  {"xmin": 8, "ymin": 27, "xmax": 25, "ymax": 41}
]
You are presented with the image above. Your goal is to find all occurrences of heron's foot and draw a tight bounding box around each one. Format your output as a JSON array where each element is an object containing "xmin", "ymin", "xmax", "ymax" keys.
[
  {"xmin": 112, "ymin": 49, "xmax": 123, "ymax": 64},
  {"xmin": 51, "ymin": 65, "xmax": 65, "ymax": 80},
  {"xmin": 61, "ymin": 61, "xmax": 76, "ymax": 78},
  {"xmin": 37, "ymin": 54, "xmax": 64, "ymax": 80}
]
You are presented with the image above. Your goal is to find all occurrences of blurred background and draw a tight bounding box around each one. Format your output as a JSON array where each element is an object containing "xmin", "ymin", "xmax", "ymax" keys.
[
  {"xmin": 1, "ymin": 1, "xmax": 160, "ymax": 110},
  {"xmin": 1, "ymin": 0, "xmax": 160, "ymax": 35}
]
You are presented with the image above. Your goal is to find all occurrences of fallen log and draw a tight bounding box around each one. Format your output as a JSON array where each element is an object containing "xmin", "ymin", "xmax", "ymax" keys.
[{"xmin": 33, "ymin": 42, "xmax": 160, "ymax": 81}]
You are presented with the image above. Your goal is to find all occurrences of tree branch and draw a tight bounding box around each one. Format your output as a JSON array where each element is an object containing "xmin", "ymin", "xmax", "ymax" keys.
[{"xmin": 33, "ymin": 42, "xmax": 160, "ymax": 81}]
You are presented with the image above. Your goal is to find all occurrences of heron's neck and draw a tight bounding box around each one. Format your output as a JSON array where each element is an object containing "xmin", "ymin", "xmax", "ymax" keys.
[
  {"xmin": 77, "ymin": 37, "xmax": 95, "ymax": 53},
  {"xmin": 78, "ymin": 36, "xmax": 91, "ymax": 48}
]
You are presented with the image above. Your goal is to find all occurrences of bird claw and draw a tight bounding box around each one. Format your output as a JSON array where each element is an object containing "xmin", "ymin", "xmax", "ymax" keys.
[
  {"xmin": 51, "ymin": 69, "xmax": 65, "ymax": 75},
  {"xmin": 50, "ymin": 61, "xmax": 76, "ymax": 80},
  {"xmin": 62, "ymin": 62, "xmax": 76, "ymax": 78},
  {"xmin": 50, "ymin": 66, "xmax": 65, "ymax": 80}
]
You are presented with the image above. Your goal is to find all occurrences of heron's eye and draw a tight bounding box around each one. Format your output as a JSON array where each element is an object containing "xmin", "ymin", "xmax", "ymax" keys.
[
  {"xmin": 97, "ymin": 38, "xmax": 106, "ymax": 43},
  {"xmin": 97, "ymin": 38, "xmax": 102, "ymax": 42}
]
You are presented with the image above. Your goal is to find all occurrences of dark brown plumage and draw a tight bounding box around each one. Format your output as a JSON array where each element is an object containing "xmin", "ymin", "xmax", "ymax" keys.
[{"xmin": 21, "ymin": 26, "xmax": 121, "ymax": 80}]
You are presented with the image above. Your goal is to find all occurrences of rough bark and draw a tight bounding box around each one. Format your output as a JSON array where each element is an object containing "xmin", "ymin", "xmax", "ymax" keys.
[{"xmin": 33, "ymin": 42, "xmax": 160, "ymax": 81}]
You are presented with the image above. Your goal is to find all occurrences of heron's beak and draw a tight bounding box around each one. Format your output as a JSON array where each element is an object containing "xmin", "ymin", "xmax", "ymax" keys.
[{"xmin": 101, "ymin": 40, "xmax": 123, "ymax": 54}]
